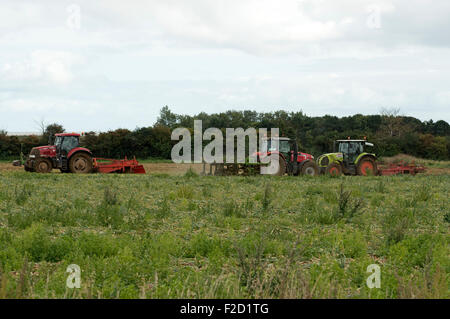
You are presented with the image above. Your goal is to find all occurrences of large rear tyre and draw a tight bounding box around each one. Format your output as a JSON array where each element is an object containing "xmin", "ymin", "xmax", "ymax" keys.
[
  {"xmin": 301, "ymin": 161, "xmax": 319, "ymax": 176},
  {"xmin": 275, "ymin": 156, "xmax": 286, "ymax": 176},
  {"xmin": 34, "ymin": 158, "xmax": 52, "ymax": 173},
  {"xmin": 261, "ymin": 154, "xmax": 286, "ymax": 176},
  {"xmin": 69, "ymin": 153, "xmax": 93, "ymax": 174},
  {"xmin": 357, "ymin": 158, "xmax": 377, "ymax": 176},
  {"xmin": 326, "ymin": 163, "xmax": 342, "ymax": 176}
]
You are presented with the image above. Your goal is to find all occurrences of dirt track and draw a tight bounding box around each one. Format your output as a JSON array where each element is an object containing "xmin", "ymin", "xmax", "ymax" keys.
[{"xmin": 0, "ymin": 162, "xmax": 209, "ymax": 175}]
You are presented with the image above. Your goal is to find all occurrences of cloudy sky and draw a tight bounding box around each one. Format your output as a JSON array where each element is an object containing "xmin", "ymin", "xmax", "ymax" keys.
[{"xmin": 1, "ymin": 0, "xmax": 450, "ymax": 132}]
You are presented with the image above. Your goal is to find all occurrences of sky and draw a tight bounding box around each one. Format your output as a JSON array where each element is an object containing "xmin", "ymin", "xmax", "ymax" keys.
[{"xmin": 1, "ymin": 0, "xmax": 450, "ymax": 132}]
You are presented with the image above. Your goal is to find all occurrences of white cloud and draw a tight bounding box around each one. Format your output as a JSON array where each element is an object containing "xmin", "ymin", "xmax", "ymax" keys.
[
  {"xmin": 1, "ymin": 50, "xmax": 82, "ymax": 84},
  {"xmin": 0, "ymin": 0, "xmax": 449, "ymax": 131}
]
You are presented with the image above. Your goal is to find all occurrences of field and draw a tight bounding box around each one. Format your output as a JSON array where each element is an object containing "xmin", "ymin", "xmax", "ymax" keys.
[{"xmin": 0, "ymin": 165, "xmax": 449, "ymax": 298}]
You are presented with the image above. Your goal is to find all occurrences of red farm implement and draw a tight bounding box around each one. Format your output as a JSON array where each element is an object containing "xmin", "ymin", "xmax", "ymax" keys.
[
  {"xmin": 379, "ymin": 162, "xmax": 426, "ymax": 176},
  {"xmin": 14, "ymin": 133, "xmax": 146, "ymax": 174},
  {"xmin": 93, "ymin": 157, "xmax": 146, "ymax": 174}
]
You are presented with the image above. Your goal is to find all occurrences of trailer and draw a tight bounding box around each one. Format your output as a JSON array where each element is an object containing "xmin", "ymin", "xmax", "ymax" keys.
[
  {"xmin": 378, "ymin": 163, "xmax": 426, "ymax": 176},
  {"xmin": 93, "ymin": 157, "xmax": 146, "ymax": 174}
]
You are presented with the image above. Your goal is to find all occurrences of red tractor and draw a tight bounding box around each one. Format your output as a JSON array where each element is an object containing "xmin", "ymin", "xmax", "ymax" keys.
[
  {"xmin": 212, "ymin": 137, "xmax": 319, "ymax": 176},
  {"xmin": 19, "ymin": 133, "xmax": 93, "ymax": 173},
  {"xmin": 13, "ymin": 133, "xmax": 146, "ymax": 174},
  {"xmin": 258, "ymin": 137, "xmax": 319, "ymax": 176}
]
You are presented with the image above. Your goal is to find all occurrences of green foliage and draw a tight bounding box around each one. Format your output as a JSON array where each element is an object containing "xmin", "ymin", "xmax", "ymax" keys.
[
  {"xmin": 1, "ymin": 108, "xmax": 449, "ymax": 160},
  {"xmin": 382, "ymin": 209, "xmax": 413, "ymax": 246},
  {"xmin": 0, "ymin": 172, "xmax": 448, "ymax": 298}
]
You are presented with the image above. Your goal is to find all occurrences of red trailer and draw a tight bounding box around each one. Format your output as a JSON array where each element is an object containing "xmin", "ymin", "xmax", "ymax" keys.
[
  {"xmin": 93, "ymin": 157, "xmax": 146, "ymax": 174},
  {"xmin": 379, "ymin": 162, "xmax": 426, "ymax": 176}
]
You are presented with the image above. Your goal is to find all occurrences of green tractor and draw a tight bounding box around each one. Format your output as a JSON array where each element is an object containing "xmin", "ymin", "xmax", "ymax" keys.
[{"xmin": 316, "ymin": 139, "xmax": 378, "ymax": 176}]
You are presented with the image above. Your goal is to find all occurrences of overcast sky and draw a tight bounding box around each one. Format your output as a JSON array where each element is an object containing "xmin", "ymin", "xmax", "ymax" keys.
[{"xmin": 1, "ymin": 0, "xmax": 450, "ymax": 132}]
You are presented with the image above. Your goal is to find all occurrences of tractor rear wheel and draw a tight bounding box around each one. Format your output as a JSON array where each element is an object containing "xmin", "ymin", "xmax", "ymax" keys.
[
  {"xmin": 357, "ymin": 158, "xmax": 377, "ymax": 176},
  {"xmin": 261, "ymin": 154, "xmax": 286, "ymax": 175},
  {"xmin": 275, "ymin": 155, "xmax": 286, "ymax": 176},
  {"xmin": 326, "ymin": 163, "xmax": 342, "ymax": 176},
  {"xmin": 301, "ymin": 161, "xmax": 319, "ymax": 176},
  {"xmin": 69, "ymin": 153, "xmax": 93, "ymax": 174},
  {"xmin": 34, "ymin": 158, "xmax": 52, "ymax": 173}
]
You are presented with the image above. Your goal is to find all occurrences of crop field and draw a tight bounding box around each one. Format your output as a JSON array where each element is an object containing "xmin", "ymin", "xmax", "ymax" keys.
[{"xmin": 0, "ymin": 169, "xmax": 449, "ymax": 299}]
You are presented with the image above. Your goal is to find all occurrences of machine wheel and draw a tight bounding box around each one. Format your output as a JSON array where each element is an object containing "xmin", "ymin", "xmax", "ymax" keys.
[
  {"xmin": 301, "ymin": 161, "xmax": 319, "ymax": 176},
  {"xmin": 326, "ymin": 163, "xmax": 342, "ymax": 176},
  {"xmin": 69, "ymin": 153, "xmax": 93, "ymax": 174},
  {"xmin": 34, "ymin": 158, "xmax": 52, "ymax": 173},
  {"xmin": 261, "ymin": 154, "xmax": 286, "ymax": 176},
  {"xmin": 357, "ymin": 158, "xmax": 377, "ymax": 176},
  {"xmin": 275, "ymin": 156, "xmax": 286, "ymax": 176}
]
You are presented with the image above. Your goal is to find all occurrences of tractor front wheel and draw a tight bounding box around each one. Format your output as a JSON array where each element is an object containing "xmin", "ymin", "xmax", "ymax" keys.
[
  {"xmin": 326, "ymin": 163, "xmax": 342, "ymax": 176},
  {"xmin": 357, "ymin": 158, "xmax": 377, "ymax": 176},
  {"xmin": 301, "ymin": 161, "xmax": 319, "ymax": 176},
  {"xmin": 69, "ymin": 153, "xmax": 93, "ymax": 174},
  {"xmin": 34, "ymin": 158, "xmax": 52, "ymax": 173}
]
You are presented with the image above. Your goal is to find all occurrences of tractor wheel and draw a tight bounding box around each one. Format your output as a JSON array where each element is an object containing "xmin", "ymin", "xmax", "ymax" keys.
[
  {"xmin": 261, "ymin": 154, "xmax": 286, "ymax": 175},
  {"xmin": 275, "ymin": 155, "xmax": 286, "ymax": 176},
  {"xmin": 69, "ymin": 153, "xmax": 93, "ymax": 174},
  {"xmin": 34, "ymin": 158, "xmax": 52, "ymax": 173},
  {"xmin": 357, "ymin": 158, "xmax": 377, "ymax": 176},
  {"xmin": 301, "ymin": 161, "xmax": 319, "ymax": 176},
  {"xmin": 326, "ymin": 163, "xmax": 342, "ymax": 176}
]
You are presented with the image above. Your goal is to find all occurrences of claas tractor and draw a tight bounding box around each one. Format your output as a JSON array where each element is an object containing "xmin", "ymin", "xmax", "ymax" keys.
[
  {"xmin": 213, "ymin": 137, "xmax": 319, "ymax": 176},
  {"xmin": 13, "ymin": 133, "xmax": 145, "ymax": 174},
  {"xmin": 316, "ymin": 139, "xmax": 377, "ymax": 176}
]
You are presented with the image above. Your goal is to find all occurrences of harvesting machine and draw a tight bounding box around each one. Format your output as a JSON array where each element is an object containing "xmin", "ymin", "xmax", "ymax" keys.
[
  {"xmin": 12, "ymin": 133, "xmax": 146, "ymax": 174},
  {"xmin": 211, "ymin": 137, "xmax": 319, "ymax": 176}
]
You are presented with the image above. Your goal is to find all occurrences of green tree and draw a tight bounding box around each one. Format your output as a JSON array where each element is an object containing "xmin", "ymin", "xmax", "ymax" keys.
[{"xmin": 43, "ymin": 123, "xmax": 65, "ymax": 144}]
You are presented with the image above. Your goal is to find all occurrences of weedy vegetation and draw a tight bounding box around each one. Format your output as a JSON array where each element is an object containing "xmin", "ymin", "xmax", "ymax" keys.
[{"xmin": 0, "ymin": 171, "xmax": 448, "ymax": 298}]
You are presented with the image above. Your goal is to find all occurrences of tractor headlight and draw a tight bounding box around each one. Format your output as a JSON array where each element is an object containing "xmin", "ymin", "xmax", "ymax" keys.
[{"xmin": 29, "ymin": 155, "xmax": 35, "ymax": 158}]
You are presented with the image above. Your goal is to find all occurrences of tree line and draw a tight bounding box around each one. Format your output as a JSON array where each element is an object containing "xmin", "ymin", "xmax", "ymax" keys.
[{"xmin": 1, "ymin": 106, "xmax": 449, "ymax": 160}]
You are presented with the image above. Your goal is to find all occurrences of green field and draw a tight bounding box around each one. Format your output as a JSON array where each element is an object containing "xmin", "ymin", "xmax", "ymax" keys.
[{"xmin": 0, "ymin": 171, "xmax": 448, "ymax": 298}]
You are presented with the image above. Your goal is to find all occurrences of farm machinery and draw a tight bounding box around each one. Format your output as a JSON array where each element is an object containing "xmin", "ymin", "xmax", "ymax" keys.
[
  {"xmin": 316, "ymin": 139, "xmax": 426, "ymax": 176},
  {"xmin": 317, "ymin": 139, "xmax": 378, "ymax": 176},
  {"xmin": 211, "ymin": 137, "xmax": 319, "ymax": 176},
  {"xmin": 12, "ymin": 133, "xmax": 145, "ymax": 174}
]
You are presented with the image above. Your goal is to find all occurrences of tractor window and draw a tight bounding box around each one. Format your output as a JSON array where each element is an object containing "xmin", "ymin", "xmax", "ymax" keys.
[
  {"xmin": 262, "ymin": 140, "xmax": 278, "ymax": 152},
  {"xmin": 54, "ymin": 136, "xmax": 63, "ymax": 147},
  {"xmin": 61, "ymin": 136, "xmax": 79, "ymax": 153},
  {"xmin": 279, "ymin": 141, "xmax": 290, "ymax": 153},
  {"xmin": 348, "ymin": 142, "xmax": 363, "ymax": 154},
  {"xmin": 338, "ymin": 143, "xmax": 348, "ymax": 154}
]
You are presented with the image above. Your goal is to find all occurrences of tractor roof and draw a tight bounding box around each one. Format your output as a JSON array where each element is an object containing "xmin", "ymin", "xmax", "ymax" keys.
[
  {"xmin": 336, "ymin": 139, "xmax": 367, "ymax": 142},
  {"xmin": 55, "ymin": 133, "xmax": 80, "ymax": 137}
]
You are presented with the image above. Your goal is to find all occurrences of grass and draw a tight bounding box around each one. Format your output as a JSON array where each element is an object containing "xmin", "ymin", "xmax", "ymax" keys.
[{"xmin": 0, "ymin": 172, "xmax": 448, "ymax": 299}]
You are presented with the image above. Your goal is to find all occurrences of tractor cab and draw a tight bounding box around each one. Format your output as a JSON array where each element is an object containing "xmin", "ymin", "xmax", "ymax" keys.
[
  {"xmin": 334, "ymin": 140, "xmax": 374, "ymax": 164},
  {"xmin": 54, "ymin": 133, "xmax": 80, "ymax": 155},
  {"xmin": 261, "ymin": 137, "xmax": 291, "ymax": 158}
]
